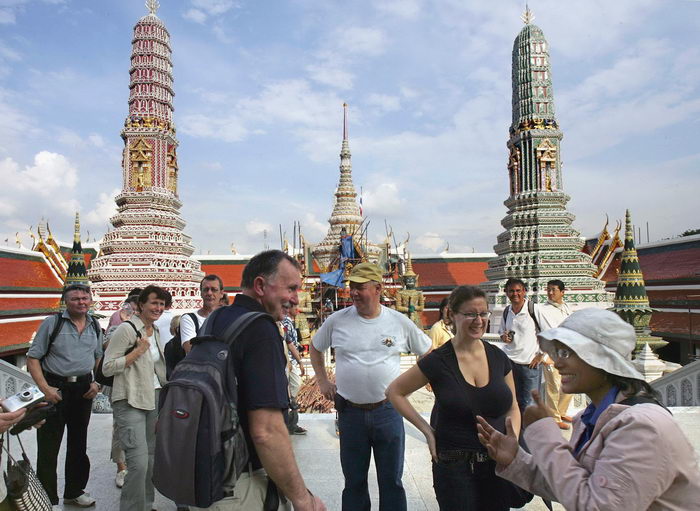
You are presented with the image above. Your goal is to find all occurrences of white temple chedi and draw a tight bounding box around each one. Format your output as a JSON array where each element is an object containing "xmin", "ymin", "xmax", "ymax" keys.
[
  {"xmin": 312, "ymin": 104, "xmax": 381, "ymax": 272},
  {"xmin": 88, "ymin": 1, "xmax": 204, "ymax": 312}
]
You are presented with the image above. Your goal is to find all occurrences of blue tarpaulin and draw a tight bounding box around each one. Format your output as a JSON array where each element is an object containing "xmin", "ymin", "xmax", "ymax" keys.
[
  {"xmin": 320, "ymin": 268, "xmax": 345, "ymax": 288},
  {"xmin": 340, "ymin": 235, "xmax": 356, "ymax": 262}
]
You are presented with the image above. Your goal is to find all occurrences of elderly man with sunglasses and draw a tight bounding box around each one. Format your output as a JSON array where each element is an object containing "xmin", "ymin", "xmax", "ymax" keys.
[{"xmin": 27, "ymin": 284, "xmax": 103, "ymax": 509}]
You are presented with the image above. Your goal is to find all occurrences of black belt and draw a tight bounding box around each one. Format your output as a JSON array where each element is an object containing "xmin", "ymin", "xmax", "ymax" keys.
[
  {"xmin": 346, "ymin": 398, "xmax": 388, "ymax": 410},
  {"xmin": 437, "ymin": 449, "xmax": 490, "ymax": 464},
  {"xmin": 44, "ymin": 371, "xmax": 92, "ymax": 384}
]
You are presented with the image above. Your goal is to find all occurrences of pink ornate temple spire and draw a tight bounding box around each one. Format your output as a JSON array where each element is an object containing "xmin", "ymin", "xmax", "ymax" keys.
[{"xmin": 88, "ymin": 3, "xmax": 204, "ymax": 312}]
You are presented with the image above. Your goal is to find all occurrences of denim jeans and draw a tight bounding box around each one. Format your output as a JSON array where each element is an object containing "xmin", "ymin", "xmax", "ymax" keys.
[
  {"xmin": 432, "ymin": 458, "xmax": 510, "ymax": 511},
  {"xmin": 511, "ymin": 362, "xmax": 541, "ymax": 412},
  {"xmin": 338, "ymin": 402, "xmax": 406, "ymax": 511}
]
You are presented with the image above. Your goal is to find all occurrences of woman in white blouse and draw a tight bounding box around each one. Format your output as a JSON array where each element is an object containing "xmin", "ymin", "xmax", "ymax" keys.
[{"xmin": 103, "ymin": 285, "xmax": 168, "ymax": 511}]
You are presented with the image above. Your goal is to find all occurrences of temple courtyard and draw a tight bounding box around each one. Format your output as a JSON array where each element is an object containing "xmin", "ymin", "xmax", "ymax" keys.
[{"xmin": 14, "ymin": 391, "xmax": 699, "ymax": 511}]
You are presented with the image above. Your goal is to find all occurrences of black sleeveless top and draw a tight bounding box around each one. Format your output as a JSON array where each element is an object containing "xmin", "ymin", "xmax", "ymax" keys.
[{"xmin": 418, "ymin": 341, "xmax": 513, "ymax": 451}]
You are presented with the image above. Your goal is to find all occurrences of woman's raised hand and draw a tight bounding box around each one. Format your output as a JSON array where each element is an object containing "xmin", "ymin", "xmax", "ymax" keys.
[
  {"xmin": 476, "ymin": 415, "xmax": 518, "ymax": 467},
  {"xmin": 135, "ymin": 335, "xmax": 150, "ymax": 356},
  {"xmin": 522, "ymin": 389, "xmax": 550, "ymax": 427}
]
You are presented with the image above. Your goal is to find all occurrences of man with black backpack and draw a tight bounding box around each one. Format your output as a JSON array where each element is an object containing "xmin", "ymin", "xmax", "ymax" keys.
[
  {"xmin": 164, "ymin": 275, "xmax": 224, "ymax": 379},
  {"xmin": 181, "ymin": 275, "xmax": 225, "ymax": 354},
  {"xmin": 159, "ymin": 251, "xmax": 325, "ymax": 511},
  {"xmin": 498, "ymin": 278, "xmax": 545, "ymax": 412},
  {"xmin": 26, "ymin": 283, "xmax": 103, "ymax": 509}
]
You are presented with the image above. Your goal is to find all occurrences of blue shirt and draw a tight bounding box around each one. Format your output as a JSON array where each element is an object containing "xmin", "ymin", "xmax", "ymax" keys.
[{"xmin": 574, "ymin": 386, "xmax": 619, "ymax": 455}]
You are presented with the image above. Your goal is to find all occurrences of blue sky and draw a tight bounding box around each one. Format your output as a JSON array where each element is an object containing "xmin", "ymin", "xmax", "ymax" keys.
[{"xmin": 1, "ymin": 0, "xmax": 699, "ymax": 255}]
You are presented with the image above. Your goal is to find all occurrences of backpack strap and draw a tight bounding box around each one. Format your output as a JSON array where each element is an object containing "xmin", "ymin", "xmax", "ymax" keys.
[
  {"xmin": 503, "ymin": 305, "xmax": 510, "ymax": 324},
  {"xmin": 219, "ymin": 312, "xmax": 271, "ymax": 347},
  {"xmin": 527, "ymin": 300, "xmax": 541, "ymax": 334},
  {"xmin": 187, "ymin": 312, "xmax": 200, "ymax": 334},
  {"xmin": 121, "ymin": 320, "xmax": 142, "ymax": 355},
  {"xmin": 619, "ymin": 395, "xmax": 671, "ymax": 414},
  {"xmin": 41, "ymin": 313, "xmax": 65, "ymax": 363}
]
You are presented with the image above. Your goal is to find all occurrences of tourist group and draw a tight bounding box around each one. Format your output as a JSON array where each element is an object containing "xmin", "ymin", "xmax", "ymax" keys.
[{"xmin": 1, "ymin": 251, "xmax": 698, "ymax": 511}]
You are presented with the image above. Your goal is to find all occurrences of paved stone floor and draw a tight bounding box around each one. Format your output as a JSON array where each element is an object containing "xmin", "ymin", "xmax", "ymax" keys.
[{"xmin": 14, "ymin": 403, "xmax": 698, "ymax": 511}]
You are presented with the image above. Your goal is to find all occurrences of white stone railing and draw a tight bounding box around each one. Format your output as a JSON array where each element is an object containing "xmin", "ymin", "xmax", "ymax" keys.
[
  {"xmin": 0, "ymin": 359, "xmax": 35, "ymax": 399},
  {"xmin": 651, "ymin": 360, "xmax": 700, "ymax": 407}
]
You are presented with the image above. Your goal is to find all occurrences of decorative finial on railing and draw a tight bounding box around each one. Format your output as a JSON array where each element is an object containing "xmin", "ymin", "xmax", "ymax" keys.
[
  {"xmin": 146, "ymin": 0, "xmax": 160, "ymax": 15},
  {"xmin": 521, "ymin": 4, "xmax": 535, "ymax": 24}
]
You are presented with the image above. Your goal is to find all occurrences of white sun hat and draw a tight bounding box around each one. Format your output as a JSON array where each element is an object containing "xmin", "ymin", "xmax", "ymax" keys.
[{"xmin": 538, "ymin": 308, "xmax": 644, "ymax": 381}]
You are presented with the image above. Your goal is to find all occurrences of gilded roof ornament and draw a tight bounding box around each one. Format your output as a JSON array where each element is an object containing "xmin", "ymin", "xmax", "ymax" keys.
[
  {"xmin": 521, "ymin": 5, "xmax": 535, "ymax": 25},
  {"xmin": 146, "ymin": 0, "xmax": 160, "ymax": 15}
]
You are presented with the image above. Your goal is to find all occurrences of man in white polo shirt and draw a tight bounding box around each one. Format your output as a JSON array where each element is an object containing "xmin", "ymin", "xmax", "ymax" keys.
[
  {"xmin": 181, "ymin": 274, "xmax": 224, "ymax": 353},
  {"xmin": 498, "ymin": 277, "xmax": 544, "ymax": 412},
  {"xmin": 310, "ymin": 262, "xmax": 431, "ymax": 511}
]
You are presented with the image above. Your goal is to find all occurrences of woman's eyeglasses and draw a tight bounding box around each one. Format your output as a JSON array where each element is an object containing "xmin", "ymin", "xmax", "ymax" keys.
[
  {"xmin": 550, "ymin": 347, "xmax": 572, "ymax": 360},
  {"xmin": 454, "ymin": 311, "xmax": 491, "ymax": 321}
]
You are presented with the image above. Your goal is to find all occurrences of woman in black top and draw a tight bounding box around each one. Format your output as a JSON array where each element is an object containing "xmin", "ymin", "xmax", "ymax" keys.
[{"xmin": 386, "ymin": 285, "xmax": 520, "ymax": 510}]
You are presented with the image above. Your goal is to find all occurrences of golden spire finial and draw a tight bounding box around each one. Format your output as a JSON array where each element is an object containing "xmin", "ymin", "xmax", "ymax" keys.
[
  {"xmin": 404, "ymin": 252, "xmax": 417, "ymax": 277},
  {"xmin": 74, "ymin": 212, "xmax": 81, "ymax": 243},
  {"xmin": 146, "ymin": 0, "xmax": 159, "ymax": 15},
  {"xmin": 521, "ymin": 4, "xmax": 535, "ymax": 24}
]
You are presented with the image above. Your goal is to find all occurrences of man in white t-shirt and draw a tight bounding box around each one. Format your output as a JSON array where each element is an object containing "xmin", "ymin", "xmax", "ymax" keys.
[
  {"xmin": 310, "ymin": 262, "xmax": 431, "ymax": 511},
  {"xmin": 181, "ymin": 275, "xmax": 224, "ymax": 353},
  {"xmin": 535, "ymin": 279, "xmax": 573, "ymax": 429}
]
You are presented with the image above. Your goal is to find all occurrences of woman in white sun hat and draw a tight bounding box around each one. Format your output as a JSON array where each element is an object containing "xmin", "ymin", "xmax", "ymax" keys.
[{"xmin": 476, "ymin": 308, "xmax": 700, "ymax": 510}]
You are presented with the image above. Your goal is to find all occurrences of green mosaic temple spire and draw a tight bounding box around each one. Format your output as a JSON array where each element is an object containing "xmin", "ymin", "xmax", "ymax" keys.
[
  {"xmin": 482, "ymin": 10, "xmax": 609, "ymax": 309},
  {"xmin": 612, "ymin": 209, "xmax": 665, "ymax": 351},
  {"xmin": 65, "ymin": 212, "xmax": 89, "ymax": 286}
]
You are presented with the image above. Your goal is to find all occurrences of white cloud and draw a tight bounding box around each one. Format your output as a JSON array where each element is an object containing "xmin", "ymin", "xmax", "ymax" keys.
[
  {"xmin": 0, "ymin": 88, "xmax": 39, "ymax": 154},
  {"xmin": 179, "ymin": 113, "xmax": 248, "ymax": 142},
  {"xmin": 0, "ymin": 8, "xmax": 16, "ymax": 25},
  {"xmin": 416, "ymin": 232, "xmax": 446, "ymax": 252},
  {"xmin": 87, "ymin": 134, "xmax": 105, "ymax": 148},
  {"xmin": 362, "ymin": 181, "xmax": 405, "ymax": 217},
  {"xmin": 305, "ymin": 60, "xmax": 355, "ymax": 90},
  {"xmin": 341, "ymin": 27, "xmax": 387, "ymax": 57},
  {"xmin": 191, "ymin": 0, "xmax": 236, "ymax": 16},
  {"xmin": 303, "ymin": 212, "xmax": 328, "ymax": 238},
  {"xmin": 183, "ymin": 9, "xmax": 206, "ymax": 24},
  {"xmin": 85, "ymin": 188, "xmax": 119, "ymax": 226},
  {"xmin": 366, "ymin": 93, "xmax": 401, "ymax": 112},
  {"xmin": 375, "ymin": 0, "xmax": 423, "ymax": 19},
  {"xmin": 0, "ymin": 151, "xmax": 77, "ymax": 197},
  {"xmin": 183, "ymin": 0, "xmax": 237, "ymax": 23},
  {"xmin": 245, "ymin": 220, "xmax": 272, "ymax": 236}
]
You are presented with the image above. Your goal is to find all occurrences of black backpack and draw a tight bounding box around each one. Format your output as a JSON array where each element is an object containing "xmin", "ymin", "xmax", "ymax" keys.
[
  {"xmin": 164, "ymin": 312, "xmax": 199, "ymax": 379},
  {"xmin": 94, "ymin": 321, "xmax": 140, "ymax": 386},
  {"xmin": 153, "ymin": 308, "xmax": 270, "ymax": 508}
]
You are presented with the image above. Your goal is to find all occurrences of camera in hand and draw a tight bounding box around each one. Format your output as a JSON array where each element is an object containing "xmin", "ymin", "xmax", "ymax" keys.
[
  {"xmin": 10, "ymin": 402, "xmax": 55, "ymax": 435},
  {"xmin": 1, "ymin": 385, "xmax": 46, "ymax": 413}
]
